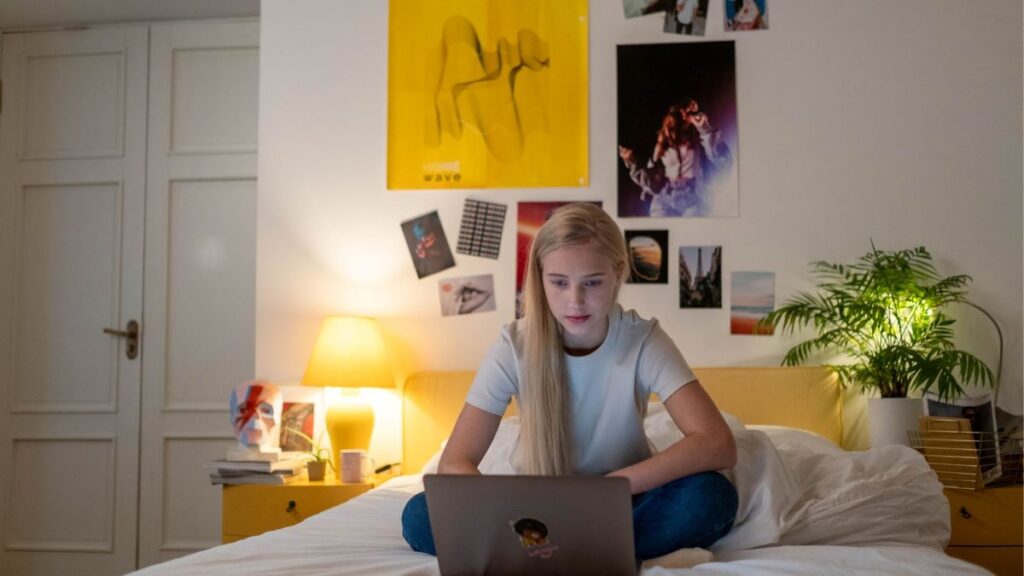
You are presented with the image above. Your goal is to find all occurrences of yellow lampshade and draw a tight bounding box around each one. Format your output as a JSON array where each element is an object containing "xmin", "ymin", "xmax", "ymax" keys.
[
  {"xmin": 301, "ymin": 316, "xmax": 393, "ymax": 477},
  {"xmin": 301, "ymin": 316, "xmax": 394, "ymax": 390}
]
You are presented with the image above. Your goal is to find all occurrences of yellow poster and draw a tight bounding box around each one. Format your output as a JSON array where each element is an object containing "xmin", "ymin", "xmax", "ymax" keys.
[{"xmin": 388, "ymin": 0, "xmax": 588, "ymax": 189}]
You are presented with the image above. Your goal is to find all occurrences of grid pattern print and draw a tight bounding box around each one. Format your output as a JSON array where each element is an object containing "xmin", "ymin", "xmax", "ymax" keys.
[{"xmin": 456, "ymin": 199, "xmax": 507, "ymax": 259}]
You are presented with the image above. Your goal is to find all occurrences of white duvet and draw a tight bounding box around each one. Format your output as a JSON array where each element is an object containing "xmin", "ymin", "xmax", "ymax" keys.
[{"xmin": 131, "ymin": 412, "xmax": 988, "ymax": 576}]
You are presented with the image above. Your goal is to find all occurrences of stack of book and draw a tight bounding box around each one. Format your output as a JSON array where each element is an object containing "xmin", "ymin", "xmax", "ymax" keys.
[{"xmin": 206, "ymin": 450, "xmax": 308, "ymax": 485}]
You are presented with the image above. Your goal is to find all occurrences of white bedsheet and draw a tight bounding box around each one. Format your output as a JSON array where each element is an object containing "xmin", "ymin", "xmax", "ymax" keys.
[{"xmin": 132, "ymin": 425, "xmax": 989, "ymax": 576}]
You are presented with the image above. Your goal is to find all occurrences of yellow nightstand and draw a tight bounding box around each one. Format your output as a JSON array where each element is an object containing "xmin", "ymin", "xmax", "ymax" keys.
[
  {"xmin": 221, "ymin": 474, "xmax": 374, "ymax": 543},
  {"xmin": 944, "ymin": 485, "xmax": 1023, "ymax": 576}
]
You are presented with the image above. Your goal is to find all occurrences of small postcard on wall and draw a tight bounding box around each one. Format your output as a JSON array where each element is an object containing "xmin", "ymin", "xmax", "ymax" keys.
[
  {"xmin": 457, "ymin": 199, "xmax": 507, "ymax": 259},
  {"xmin": 439, "ymin": 274, "xmax": 497, "ymax": 317},
  {"xmin": 726, "ymin": 0, "xmax": 768, "ymax": 31},
  {"xmin": 401, "ymin": 211, "xmax": 456, "ymax": 279},
  {"xmin": 679, "ymin": 246, "xmax": 722, "ymax": 307},
  {"xmin": 625, "ymin": 230, "xmax": 669, "ymax": 284},
  {"xmin": 730, "ymin": 271, "xmax": 774, "ymax": 335}
]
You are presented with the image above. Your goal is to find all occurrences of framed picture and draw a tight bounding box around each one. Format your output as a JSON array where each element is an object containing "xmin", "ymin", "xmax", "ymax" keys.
[{"xmin": 278, "ymin": 385, "xmax": 324, "ymax": 453}]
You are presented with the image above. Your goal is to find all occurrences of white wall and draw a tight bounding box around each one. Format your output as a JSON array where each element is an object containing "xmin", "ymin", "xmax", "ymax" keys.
[{"xmin": 257, "ymin": 0, "xmax": 1023, "ymax": 463}]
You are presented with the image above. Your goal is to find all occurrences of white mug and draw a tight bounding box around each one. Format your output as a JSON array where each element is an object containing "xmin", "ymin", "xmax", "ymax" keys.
[{"xmin": 339, "ymin": 449, "xmax": 374, "ymax": 483}]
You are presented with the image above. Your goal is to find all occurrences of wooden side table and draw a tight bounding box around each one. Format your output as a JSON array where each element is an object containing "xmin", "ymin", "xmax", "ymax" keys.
[
  {"xmin": 944, "ymin": 485, "xmax": 1023, "ymax": 576},
  {"xmin": 221, "ymin": 474, "xmax": 374, "ymax": 543}
]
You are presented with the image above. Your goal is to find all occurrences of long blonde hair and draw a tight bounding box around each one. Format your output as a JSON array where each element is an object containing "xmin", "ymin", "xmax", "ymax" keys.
[{"xmin": 519, "ymin": 203, "xmax": 628, "ymax": 475}]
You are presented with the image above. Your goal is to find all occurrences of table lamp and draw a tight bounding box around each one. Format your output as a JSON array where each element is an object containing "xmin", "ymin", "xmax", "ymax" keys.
[{"xmin": 301, "ymin": 316, "xmax": 394, "ymax": 475}]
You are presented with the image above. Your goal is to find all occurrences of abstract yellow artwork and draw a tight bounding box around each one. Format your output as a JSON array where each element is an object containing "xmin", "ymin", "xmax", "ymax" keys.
[{"xmin": 388, "ymin": 0, "xmax": 588, "ymax": 189}]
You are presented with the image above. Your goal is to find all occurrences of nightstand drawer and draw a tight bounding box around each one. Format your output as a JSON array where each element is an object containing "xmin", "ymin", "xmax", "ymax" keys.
[
  {"xmin": 222, "ymin": 481, "xmax": 372, "ymax": 539},
  {"xmin": 945, "ymin": 486, "xmax": 1023, "ymax": 546},
  {"xmin": 945, "ymin": 546, "xmax": 1022, "ymax": 576}
]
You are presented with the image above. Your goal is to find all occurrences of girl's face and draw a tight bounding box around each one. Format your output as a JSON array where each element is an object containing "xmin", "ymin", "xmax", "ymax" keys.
[{"xmin": 540, "ymin": 243, "xmax": 620, "ymax": 353}]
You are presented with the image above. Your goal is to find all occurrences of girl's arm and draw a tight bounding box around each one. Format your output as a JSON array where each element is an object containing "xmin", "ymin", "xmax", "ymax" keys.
[
  {"xmin": 437, "ymin": 403, "xmax": 503, "ymax": 474},
  {"xmin": 607, "ymin": 381, "xmax": 737, "ymax": 494}
]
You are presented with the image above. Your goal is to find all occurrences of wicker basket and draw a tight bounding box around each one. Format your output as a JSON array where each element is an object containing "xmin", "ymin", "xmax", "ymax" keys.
[{"xmin": 909, "ymin": 416, "xmax": 1021, "ymax": 490}]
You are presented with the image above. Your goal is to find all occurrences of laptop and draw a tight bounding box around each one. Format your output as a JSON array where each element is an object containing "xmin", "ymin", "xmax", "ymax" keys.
[{"xmin": 423, "ymin": 474, "xmax": 637, "ymax": 576}]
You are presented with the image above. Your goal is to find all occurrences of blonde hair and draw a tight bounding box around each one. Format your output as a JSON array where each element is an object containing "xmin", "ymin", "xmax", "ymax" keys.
[{"xmin": 519, "ymin": 203, "xmax": 628, "ymax": 475}]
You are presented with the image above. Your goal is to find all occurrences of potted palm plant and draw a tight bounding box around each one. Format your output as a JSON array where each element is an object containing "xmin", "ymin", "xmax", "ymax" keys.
[{"xmin": 758, "ymin": 245, "xmax": 994, "ymax": 447}]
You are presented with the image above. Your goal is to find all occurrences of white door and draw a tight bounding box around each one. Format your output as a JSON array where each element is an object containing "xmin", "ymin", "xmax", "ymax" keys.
[
  {"xmin": 0, "ymin": 26, "xmax": 148, "ymax": 575},
  {"xmin": 137, "ymin": 20, "xmax": 259, "ymax": 568}
]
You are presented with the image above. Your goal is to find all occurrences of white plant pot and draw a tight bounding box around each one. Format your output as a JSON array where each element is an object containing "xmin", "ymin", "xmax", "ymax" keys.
[{"xmin": 867, "ymin": 397, "xmax": 924, "ymax": 447}]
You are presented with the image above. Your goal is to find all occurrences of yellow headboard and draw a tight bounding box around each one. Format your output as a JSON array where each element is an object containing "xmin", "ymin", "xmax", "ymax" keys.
[{"xmin": 402, "ymin": 367, "xmax": 845, "ymax": 474}]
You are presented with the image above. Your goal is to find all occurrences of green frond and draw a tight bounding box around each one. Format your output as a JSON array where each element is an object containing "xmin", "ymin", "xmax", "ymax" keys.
[{"xmin": 770, "ymin": 242, "xmax": 994, "ymax": 400}]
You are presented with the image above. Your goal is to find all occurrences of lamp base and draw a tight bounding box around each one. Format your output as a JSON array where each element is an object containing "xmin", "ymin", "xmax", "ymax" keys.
[{"xmin": 326, "ymin": 396, "xmax": 374, "ymax": 473}]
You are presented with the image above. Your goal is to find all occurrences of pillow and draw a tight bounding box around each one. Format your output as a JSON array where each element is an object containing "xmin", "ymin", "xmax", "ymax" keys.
[
  {"xmin": 423, "ymin": 405, "xmax": 745, "ymax": 473},
  {"xmin": 746, "ymin": 425, "xmax": 843, "ymax": 455},
  {"xmin": 420, "ymin": 417, "xmax": 520, "ymax": 475},
  {"xmin": 644, "ymin": 401, "xmax": 746, "ymax": 452}
]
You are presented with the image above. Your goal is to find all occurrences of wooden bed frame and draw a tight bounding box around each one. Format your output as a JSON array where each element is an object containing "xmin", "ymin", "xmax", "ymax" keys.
[{"xmin": 402, "ymin": 367, "xmax": 855, "ymax": 473}]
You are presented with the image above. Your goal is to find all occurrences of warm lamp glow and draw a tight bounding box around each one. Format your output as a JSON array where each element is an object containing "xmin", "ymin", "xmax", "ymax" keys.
[
  {"xmin": 301, "ymin": 316, "xmax": 394, "ymax": 476},
  {"xmin": 302, "ymin": 316, "xmax": 394, "ymax": 389}
]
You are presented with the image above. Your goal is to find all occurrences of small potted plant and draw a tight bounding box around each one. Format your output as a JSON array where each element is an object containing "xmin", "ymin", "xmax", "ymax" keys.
[
  {"xmin": 288, "ymin": 428, "xmax": 334, "ymax": 481},
  {"xmin": 758, "ymin": 244, "xmax": 994, "ymax": 447}
]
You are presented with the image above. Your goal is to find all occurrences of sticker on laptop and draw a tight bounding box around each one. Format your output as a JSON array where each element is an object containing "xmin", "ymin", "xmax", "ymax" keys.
[{"xmin": 510, "ymin": 517, "xmax": 560, "ymax": 559}]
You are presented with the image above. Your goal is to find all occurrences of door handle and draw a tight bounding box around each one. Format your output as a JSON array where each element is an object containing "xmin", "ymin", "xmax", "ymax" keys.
[{"xmin": 103, "ymin": 320, "xmax": 139, "ymax": 359}]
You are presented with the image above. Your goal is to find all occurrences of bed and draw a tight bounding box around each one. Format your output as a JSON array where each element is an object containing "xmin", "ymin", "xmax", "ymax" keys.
[{"xmin": 131, "ymin": 367, "xmax": 991, "ymax": 575}]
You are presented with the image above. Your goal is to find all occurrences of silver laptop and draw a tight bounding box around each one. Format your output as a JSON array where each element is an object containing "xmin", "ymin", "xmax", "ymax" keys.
[{"xmin": 423, "ymin": 474, "xmax": 637, "ymax": 576}]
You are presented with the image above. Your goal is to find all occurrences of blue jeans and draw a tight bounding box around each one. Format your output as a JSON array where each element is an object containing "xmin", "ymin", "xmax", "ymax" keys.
[{"xmin": 401, "ymin": 471, "xmax": 738, "ymax": 561}]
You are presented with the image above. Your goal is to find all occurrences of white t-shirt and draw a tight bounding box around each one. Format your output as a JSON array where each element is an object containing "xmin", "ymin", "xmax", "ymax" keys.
[
  {"xmin": 466, "ymin": 305, "xmax": 696, "ymax": 475},
  {"xmin": 677, "ymin": 0, "xmax": 699, "ymax": 25}
]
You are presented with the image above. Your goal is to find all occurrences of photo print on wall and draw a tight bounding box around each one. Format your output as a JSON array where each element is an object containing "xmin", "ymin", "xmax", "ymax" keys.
[
  {"xmin": 401, "ymin": 211, "xmax": 456, "ymax": 278},
  {"xmin": 730, "ymin": 271, "xmax": 775, "ymax": 335},
  {"xmin": 621, "ymin": 0, "xmax": 664, "ymax": 19},
  {"xmin": 625, "ymin": 230, "xmax": 669, "ymax": 284},
  {"xmin": 726, "ymin": 0, "xmax": 768, "ymax": 31},
  {"xmin": 516, "ymin": 201, "xmax": 602, "ymax": 318},
  {"xmin": 679, "ymin": 245, "xmax": 722, "ymax": 307},
  {"xmin": 664, "ymin": 0, "xmax": 707, "ymax": 37},
  {"xmin": 439, "ymin": 274, "xmax": 497, "ymax": 317},
  {"xmin": 457, "ymin": 198, "xmax": 507, "ymax": 259},
  {"xmin": 617, "ymin": 41, "xmax": 738, "ymax": 218},
  {"xmin": 387, "ymin": 0, "xmax": 589, "ymax": 189}
]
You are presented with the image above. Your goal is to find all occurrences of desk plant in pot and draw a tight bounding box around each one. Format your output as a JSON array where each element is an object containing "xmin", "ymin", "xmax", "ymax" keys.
[
  {"xmin": 289, "ymin": 428, "xmax": 334, "ymax": 481},
  {"xmin": 758, "ymin": 245, "xmax": 994, "ymax": 447}
]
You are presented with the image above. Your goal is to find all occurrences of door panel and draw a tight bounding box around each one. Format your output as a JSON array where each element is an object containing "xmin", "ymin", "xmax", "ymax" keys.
[
  {"xmin": 0, "ymin": 26, "xmax": 148, "ymax": 576},
  {"xmin": 138, "ymin": 20, "xmax": 259, "ymax": 568},
  {"xmin": 170, "ymin": 46, "xmax": 259, "ymax": 153},
  {"xmin": 20, "ymin": 50, "xmax": 125, "ymax": 159},
  {"xmin": 165, "ymin": 179, "xmax": 256, "ymax": 409},
  {"xmin": 15, "ymin": 183, "xmax": 120, "ymax": 411},
  {"xmin": 8, "ymin": 438, "xmax": 116, "ymax": 551}
]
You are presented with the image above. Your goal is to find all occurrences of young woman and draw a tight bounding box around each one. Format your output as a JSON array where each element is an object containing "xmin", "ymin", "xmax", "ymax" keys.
[{"xmin": 401, "ymin": 202, "xmax": 738, "ymax": 561}]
